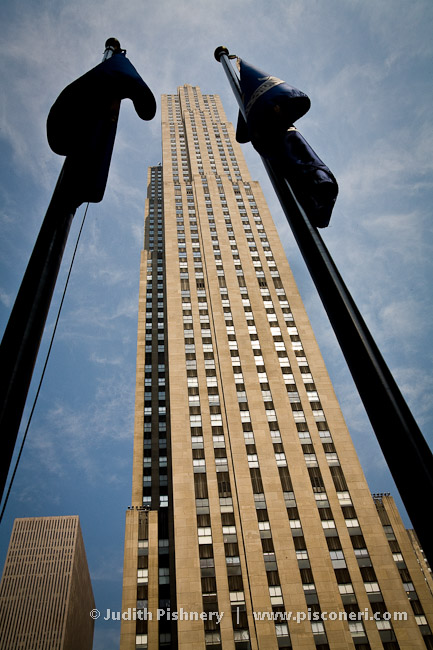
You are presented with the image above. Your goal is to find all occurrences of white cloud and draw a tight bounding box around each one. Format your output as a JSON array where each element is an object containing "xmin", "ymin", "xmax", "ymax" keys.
[
  {"xmin": 0, "ymin": 288, "xmax": 12, "ymax": 308},
  {"xmin": 27, "ymin": 373, "xmax": 134, "ymax": 483},
  {"xmin": 90, "ymin": 352, "xmax": 123, "ymax": 365}
]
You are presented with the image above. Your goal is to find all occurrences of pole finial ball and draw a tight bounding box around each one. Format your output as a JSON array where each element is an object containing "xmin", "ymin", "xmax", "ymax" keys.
[
  {"xmin": 105, "ymin": 38, "xmax": 121, "ymax": 51},
  {"xmin": 214, "ymin": 46, "xmax": 230, "ymax": 62}
]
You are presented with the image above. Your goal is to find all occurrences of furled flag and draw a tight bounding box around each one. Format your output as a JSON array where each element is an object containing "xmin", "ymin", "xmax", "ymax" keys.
[
  {"xmin": 47, "ymin": 45, "xmax": 156, "ymax": 208},
  {"xmin": 236, "ymin": 58, "xmax": 338, "ymax": 228}
]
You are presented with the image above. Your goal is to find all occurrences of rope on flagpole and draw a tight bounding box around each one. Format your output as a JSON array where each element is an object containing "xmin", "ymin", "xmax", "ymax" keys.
[{"xmin": 0, "ymin": 203, "xmax": 90, "ymax": 525}]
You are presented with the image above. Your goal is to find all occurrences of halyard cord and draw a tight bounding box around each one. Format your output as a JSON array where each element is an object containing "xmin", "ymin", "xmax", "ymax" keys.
[{"xmin": 0, "ymin": 203, "xmax": 90, "ymax": 524}]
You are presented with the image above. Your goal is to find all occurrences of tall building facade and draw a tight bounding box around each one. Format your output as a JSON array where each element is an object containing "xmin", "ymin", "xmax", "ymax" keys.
[
  {"xmin": 373, "ymin": 495, "xmax": 433, "ymax": 637},
  {"xmin": 0, "ymin": 515, "xmax": 94, "ymax": 649},
  {"xmin": 120, "ymin": 85, "xmax": 433, "ymax": 650}
]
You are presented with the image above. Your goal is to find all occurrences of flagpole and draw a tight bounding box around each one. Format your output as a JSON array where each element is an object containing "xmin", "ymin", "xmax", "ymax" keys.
[
  {"xmin": 0, "ymin": 170, "xmax": 77, "ymax": 504},
  {"xmin": 0, "ymin": 39, "xmax": 121, "ymax": 504},
  {"xmin": 215, "ymin": 46, "xmax": 433, "ymax": 568}
]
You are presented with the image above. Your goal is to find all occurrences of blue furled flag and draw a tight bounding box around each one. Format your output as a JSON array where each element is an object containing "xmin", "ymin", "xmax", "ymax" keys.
[
  {"xmin": 47, "ymin": 52, "xmax": 156, "ymax": 207},
  {"xmin": 235, "ymin": 59, "xmax": 310, "ymax": 143},
  {"xmin": 236, "ymin": 58, "xmax": 337, "ymax": 228}
]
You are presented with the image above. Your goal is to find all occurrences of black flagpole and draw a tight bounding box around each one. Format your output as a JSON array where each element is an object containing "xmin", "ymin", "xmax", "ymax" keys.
[
  {"xmin": 215, "ymin": 46, "xmax": 433, "ymax": 568},
  {"xmin": 0, "ymin": 156, "xmax": 78, "ymax": 505},
  {"xmin": 0, "ymin": 39, "xmax": 125, "ymax": 504}
]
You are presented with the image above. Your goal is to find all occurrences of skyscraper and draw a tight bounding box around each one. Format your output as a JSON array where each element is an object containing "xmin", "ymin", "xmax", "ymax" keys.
[
  {"xmin": 120, "ymin": 85, "xmax": 433, "ymax": 650},
  {"xmin": 373, "ymin": 494, "xmax": 433, "ymax": 637},
  {"xmin": 0, "ymin": 515, "xmax": 94, "ymax": 649}
]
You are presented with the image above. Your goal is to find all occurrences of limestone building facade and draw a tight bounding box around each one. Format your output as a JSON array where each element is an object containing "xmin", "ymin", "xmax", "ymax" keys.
[
  {"xmin": 120, "ymin": 85, "xmax": 433, "ymax": 650},
  {"xmin": 0, "ymin": 515, "xmax": 94, "ymax": 649}
]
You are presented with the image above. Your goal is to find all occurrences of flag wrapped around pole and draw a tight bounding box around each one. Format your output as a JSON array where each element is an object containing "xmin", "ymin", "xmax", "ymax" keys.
[
  {"xmin": 235, "ymin": 58, "xmax": 310, "ymax": 142},
  {"xmin": 235, "ymin": 58, "xmax": 337, "ymax": 228},
  {"xmin": 215, "ymin": 45, "xmax": 433, "ymax": 568},
  {"xmin": 47, "ymin": 44, "xmax": 156, "ymax": 207},
  {"xmin": 0, "ymin": 40, "xmax": 156, "ymax": 505}
]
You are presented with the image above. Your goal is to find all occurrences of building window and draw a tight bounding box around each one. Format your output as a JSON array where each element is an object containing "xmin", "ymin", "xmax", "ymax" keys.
[
  {"xmin": 348, "ymin": 622, "xmax": 365, "ymax": 637},
  {"xmin": 376, "ymin": 619, "xmax": 392, "ymax": 630},
  {"xmin": 205, "ymin": 631, "xmax": 221, "ymax": 645},
  {"xmin": 248, "ymin": 454, "xmax": 259, "ymax": 468},
  {"xmin": 296, "ymin": 550, "xmax": 308, "ymax": 560},
  {"xmin": 311, "ymin": 621, "xmax": 325, "ymax": 635},
  {"xmin": 136, "ymin": 634, "xmax": 148, "ymax": 646},
  {"xmin": 364, "ymin": 582, "xmax": 380, "ymax": 593},
  {"xmin": 330, "ymin": 550, "xmax": 346, "ymax": 569},
  {"xmin": 321, "ymin": 520, "xmax": 336, "ymax": 529},
  {"xmin": 223, "ymin": 525, "xmax": 236, "ymax": 535},
  {"xmin": 304, "ymin": 454, "xmax": 318, "ymax": 467},
  {"xmin": 137, "ymin": 569, "xmax": 148, "ymax": 584},
  {"xmin": 229, "ymin": 591, "xmax": 245, "ymax": 604},
  {"xmin": 345, "ymin": 518, "xmax": 359, "ymax": 528},
  {"xmin": 337, "ymin": 491, "xmax": 352, "ymax": 506},
  {"xmin": 193, "ymin": 458, "xmax": 206, "ymax": 473},
  {"xmin": 269, "ymin": 585, "xmax": 283, "ymax": 606},
  {"xmin": 415, "ymin": 615, "xmax": 428, "ymax": 626}
]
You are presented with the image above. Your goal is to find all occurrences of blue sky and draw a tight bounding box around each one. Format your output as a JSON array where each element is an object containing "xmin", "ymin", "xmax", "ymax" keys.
[{"xmin": 1, "ymin": 0, "xmax": 432, "ymax": 647}]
